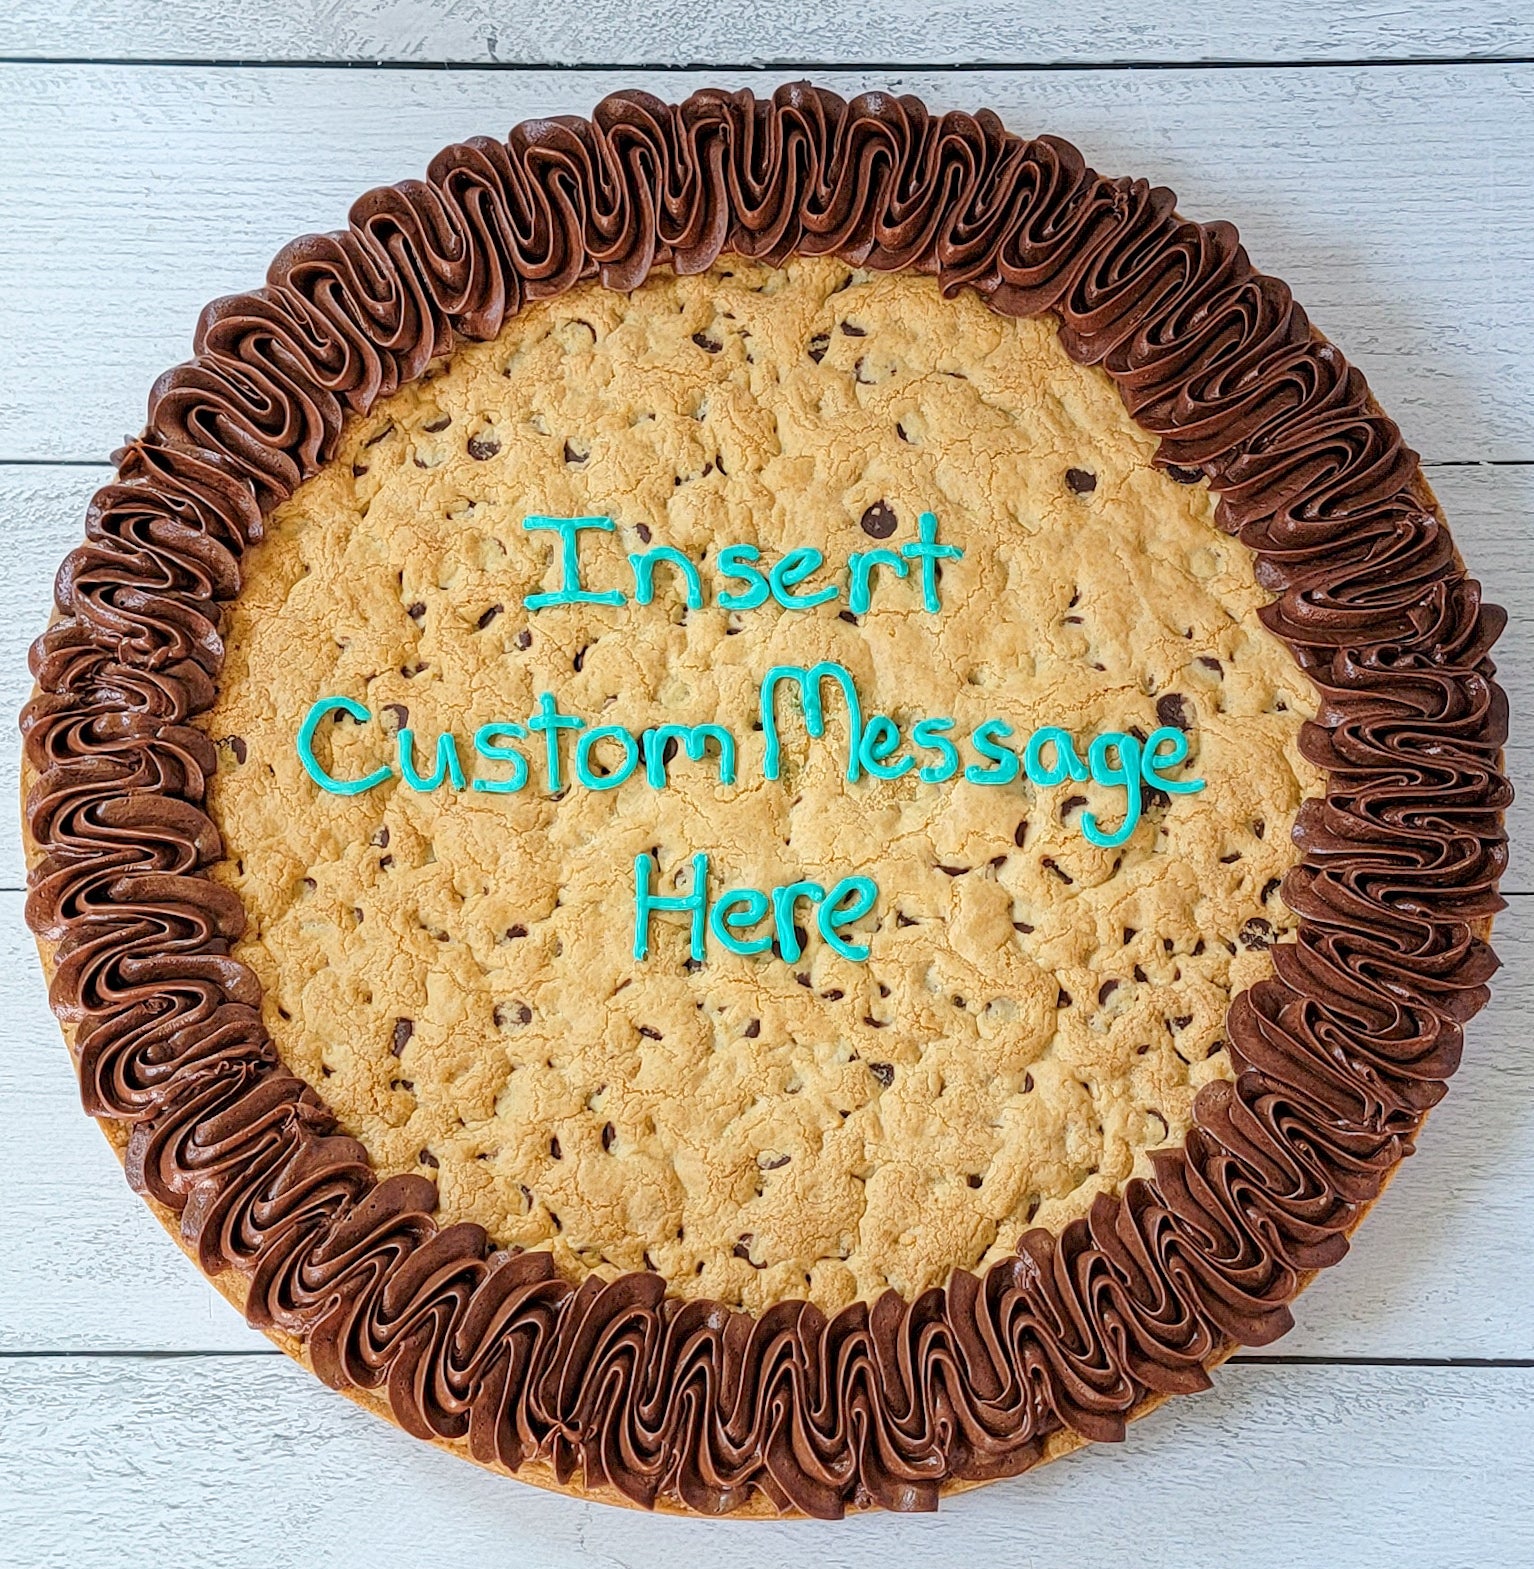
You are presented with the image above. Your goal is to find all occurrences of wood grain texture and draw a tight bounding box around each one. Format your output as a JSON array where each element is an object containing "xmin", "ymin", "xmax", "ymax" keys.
[
  {"xmin": 0, "ymin": 65, "xmax": 1531, "ymax": 461},
  {"xmin": 3, "ymin": 884, "xmax": 1529, "ymax": 1357},
  {"xmin": 3, "ymin": 1356, "xmax": 1531, "ymax": 1569},
  {"xmin": 6, "ymin": 0, "xmax": 1534, "ymax": 67}
]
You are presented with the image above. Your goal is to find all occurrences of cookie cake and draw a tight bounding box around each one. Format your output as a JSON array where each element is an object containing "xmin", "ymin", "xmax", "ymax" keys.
[{"xmin": 20, "ymin": 85, "xmax": 1509, "ymax": 1517}]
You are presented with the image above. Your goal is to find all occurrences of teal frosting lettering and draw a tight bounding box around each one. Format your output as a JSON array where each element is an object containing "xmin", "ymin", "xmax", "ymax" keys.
[
  {"xmin": 297, "ymin": 696, "xmax": 393, "ymax": 795},
  {"xmin": 1082, "ymin": 733, "xmax": 1143, "ymax": 848},
  {"xmin": 527, "ymin": 691, "xmax": 584, "ymax": 791},
  {"xmin": 817, "ymin": 876, "xmax": 878, "ymax": 961},
  {"xmin": 643, "ymin": 723, "xmax": 737, "ymax": 787},
  {"xmin": 398, "ymin": 728, "xmax": 467, "ymax": 792},
  {"xmin": 771, "ymin": 880, "xmax": 827, "ymax": 963},
  {"xmin": 847, "ymin": 548, "xmax": 908, "ymax": 615},
  {"xmin": 912, "ymin": 717, "xmax": 959, "ymax": 783},
  {"xmin": 472, "ymin": 723, "xmax": 529, "ymax": 793},
  {"xmin": 1024, "ymin": 726, "xmax": 1091, "ymax": 787},
  {"xmin": 760, "ymin": 662, "xmax": 864, "ymax": 782},
  {"xmin": 629, "ymin": 546, "xmax": 703, "ymax": 610},
  {"xmin": 768, "ymin": 546, "xmax": 837, "ymax": 608},
  {"xmin": 523, "ymin": 515, "xmax": 625, "ymax": 609},
  {"xmin": 965, "ymin": 718, "xmax": 1020, "ymax": 785},
  {"xmin": 1142, "ymin": 726, "xmax": 1206, "ymax": 794},
  {"xmin": 576, "ymin": 724, "xmax": 641, "ymax": 790},
  {"xmin": 716, "ymin": 543, "xmax": 770, "ymax": 610},
  {"xmin": 857, "ymin": 713, "xmax": 913, "ymax": 780},
  {"xmin": 709, "ymin": 887, "xmax": 772, "ymax": 955},
  {"xmin": 900, "ymin": 511, "xmax": 962, "ymax": 613},
  {"xmin": 633, "ymin": 851, "xmax": 708, "ymax": 961}
]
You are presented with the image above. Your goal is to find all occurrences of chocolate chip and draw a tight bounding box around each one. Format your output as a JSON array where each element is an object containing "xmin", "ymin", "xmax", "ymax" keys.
[
  {"xmin": 1133, "ymin": 964, "xmax": 1147, "ymax": 983},
  {"xmin": 1012, "ymin": 920, "xmax": 1034, "ymax": 934},
  {"xmin": 1239, "ymin": 917, "xmax": 1274, "ymax": 951},
  {"xmin": 1145, "ymin": 786, "xmax": 1172, "ymax": 811},
  {"xmin": 226, "ymin": 735, "xmax": 248, "ymax": 765},
  {"xmin": 563, "ymin": 441, "xmax": 588, "ymax": 465},
  {"xmin": 635, "ymin": 522, "xmax": 652, "ymax": 544},
  {"xmin": 1041, "ymin": 857, "xmax": 1073, "ymax": 884},
  {"xmin": 466, "ymin": 432, "xmax": 501, "ymax": 460},
  {"xmin": 422, "ymin": 413, "xmax": 451, "ymax": 433},
  {"xmin": 896, "ymin": 911, "xmax": 917, "ymax": 927},
  {"xmin": 1014, "ymin": 820, "xmax": 1029, "ymax": 849},
  {"xmin": 1098, "ymin": 979, "xmax": 1120, "ymax": 1006},
  {"xmin": 1198, "ymin": 655, "xmax": 1224, "ymax": 675},
  {"xmin": 549, "ymin": 1137, "xmax": 562, "ymax": 1159},
  {"xmin": 1158, "ymin": 694, "xmax": 1193, "ymax": 732},
  {"xmin": 370, "ymin": 826, "xmax": 390, "ymax": 849},
  {"xmin": 1170, "ymin": 1015, "xmax": 1193, "ymax": 1031},
  {"xmin": 1261, "ymin": 877, "xmax": 1282, "ymax": 904},
  {"xmin": 601, "ymin": 1123, "xmax": 616, "ymax": 1152},
  {"xmin": 1065, "ymin": 467, "xmax": 1097, "ymax": 495},
  {"xmin": 418, "ymin": 1149, "xmax": 439, "ymax": 1169},
  {"xmin": 838, "ymin": 609, "xmax": 858, "ymax": 624},
  {"xmin": 966, "ymin": 1173, "xmax": 983, "ymax": 1189},
  {"xmin": 477, "ymin": 604, "xmax": 503, "ymax": 630},
  {"xmin": 1057, "ymin": 988, "xmax": 1072, "ymax": 1008},
  {"xmin": 391, "ymin": 1019, "xmax": 413, "ymax": 1056},
  {"xmin": 1061, "ymin": 794, "xmax": 1087, "ymax": 818},
  {"xmin": 937, "ymin": 864, "xmax": 968, "ymax": 877},
  {"xmin": 691, "ymin": 330, "xmax": 722, "ymax": 354},
  {"xmin": 1253, "ymin": 820, "xmax": 1266, "ymax": 839},
  {"xmin": 868, "ymin": 1062, "xmax": 895, "ymax": 1087},
  {"xmin": 859, "ymin": 501, "xmax": 898, "ymax": 539},
  {"xmin": 1165, "ymin": 464, "xmax": 1204, "ymax": 484},
  {"xmin": 744, "ymin": 1019, "xmax": 761, "ymax": 1039},
  {"xmin": 807, "ymin": 333, "xmax": 830, "ymax": 363},
  {"xmin": 733, "ymin": 1236, "xmax": 765, "ymax": 1267},
  {"xmin": 839, "ymin": 321, "xmax": 866, "ymax": 337},
  {"xmin": 515, "ymin": 628, "xmax": 532, "ymax": 650},
  {"xmin": 638, "ymin": 1024, "xmax": 662, "ymax": 1040},
  {"xmin": 504, "ymin": 924, "xmax": 527, "ymax": 941},
  {"xmin": 382, "ymin": 703, "xmax": 408, "ymax": 732},
  {"xmin": 406, "ymin": 601, "xmax": 427, "ymax": 621},
  {"xmin": 758, "ymin": 1152, "xmax": 791, "ymax": 1171}
]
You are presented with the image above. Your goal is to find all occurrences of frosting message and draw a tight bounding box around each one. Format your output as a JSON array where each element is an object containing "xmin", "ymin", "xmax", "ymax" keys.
[{"xmin": 295, "ymin": 512, "xmax": 1205, "ymax": 964}]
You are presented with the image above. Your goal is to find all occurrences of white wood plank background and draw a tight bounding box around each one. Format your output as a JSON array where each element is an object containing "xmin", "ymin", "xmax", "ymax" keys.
[
  {"xmin": 2, "ymin": 24, "xmax": 1532, "ymax": 1567},
  {"xmin": 7, "ymin": 0, "xmax": 1534, "ymax": 67}
]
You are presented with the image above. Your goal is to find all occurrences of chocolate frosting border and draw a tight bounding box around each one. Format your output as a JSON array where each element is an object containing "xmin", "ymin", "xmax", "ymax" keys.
[{"xmin": 19, "ymin": 84, "xmax": 1510, "ymax": 1518}]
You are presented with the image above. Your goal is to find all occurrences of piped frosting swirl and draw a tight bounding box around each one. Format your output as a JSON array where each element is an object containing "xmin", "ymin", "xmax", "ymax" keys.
[{"xmin": 21, "ymin": 84, "xmax": 1508, "ymax": 1517}]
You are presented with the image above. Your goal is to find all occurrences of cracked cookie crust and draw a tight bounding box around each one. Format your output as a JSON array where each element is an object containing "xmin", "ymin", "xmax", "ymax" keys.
[{"xmin": 204, "ymin": 258, "xmax": 1322, "ymax": 1315}]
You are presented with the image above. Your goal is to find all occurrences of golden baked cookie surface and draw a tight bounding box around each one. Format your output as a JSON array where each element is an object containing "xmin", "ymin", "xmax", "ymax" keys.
[{"xmin": 203, "ymin": 258, "xmax": 1321, "ymax": 1315}]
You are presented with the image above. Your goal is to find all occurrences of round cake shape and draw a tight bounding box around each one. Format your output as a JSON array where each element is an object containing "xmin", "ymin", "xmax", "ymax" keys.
[{"xmin": 20, "ymin": 84, "xmax": 1509, "ymax": 1518}]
